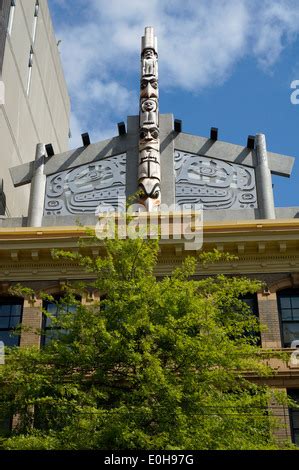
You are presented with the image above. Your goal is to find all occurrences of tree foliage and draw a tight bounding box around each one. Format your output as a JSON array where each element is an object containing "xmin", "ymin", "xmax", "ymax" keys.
[{"xmin": 0, "ymin": 237, "xmax": 293, "ymax": 449}]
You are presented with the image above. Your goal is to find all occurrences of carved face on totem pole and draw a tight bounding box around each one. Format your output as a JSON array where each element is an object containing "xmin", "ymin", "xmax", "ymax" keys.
[
  {"xmin": 140, "ymin": 99, "xmax": 157, "ymax": 126},
  {"xmin": 138, "ymin": 180, "xmax": 161, "ymax": 209},
  {"xmin": 140, "ymin": 78, "xmax": 158, "ymax": 99},
  {"xmin": 139, "ymin": 125, "xmax": 159, "ymax": 145}
]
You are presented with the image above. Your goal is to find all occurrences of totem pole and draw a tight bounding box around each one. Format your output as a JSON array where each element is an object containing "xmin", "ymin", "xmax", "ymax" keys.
[{"xmin": 138, "ymin": 27, "xmax": 161, "ymax": 211}]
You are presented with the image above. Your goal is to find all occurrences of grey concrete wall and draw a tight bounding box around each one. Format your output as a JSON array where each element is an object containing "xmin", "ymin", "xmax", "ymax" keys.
[
  {"xmin": 173, "ymin": 132, "xmax": 294, "ymax": 177},
  {"xmin": 275, "ymin": 207, "xmax": 299, "ymax": 219},
  {"xmin": 0, "ymin": 0, "xmax": 70, "ymax": 217}
]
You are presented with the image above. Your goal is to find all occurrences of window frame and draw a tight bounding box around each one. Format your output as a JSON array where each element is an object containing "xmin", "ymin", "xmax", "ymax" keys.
[
  {"xmin": 277, "ymin": 289, "xmax": 299, "ymax": 348},
  {"xmin": 41, "ymin": 294, "xmax": 80, "ymax": 347},
  {"xmin": 0, "ymin": 296, "xmax": 23, "ymax": 347}
]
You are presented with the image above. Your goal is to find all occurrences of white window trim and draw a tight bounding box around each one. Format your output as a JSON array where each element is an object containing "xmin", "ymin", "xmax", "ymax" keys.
[
  {"xmin": 7, "ymin": 0, "xmax": 16, "ymax": 36},
  {"xmin": 26, "ymin": 46, "xmax": 34, "ymax": 96},
  {"xmin": 32, "ymin": 1, "xmax": 39, "ymax": 43}
]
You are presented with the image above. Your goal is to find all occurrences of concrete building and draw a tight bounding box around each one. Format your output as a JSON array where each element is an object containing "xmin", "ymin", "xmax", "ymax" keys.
[
  {"xmin": 0, "ymin": 0, "xmax": 70, "ymax": 217},
  {"xmin": 0, "ymin": 27, "xmax": 299, "ymax": 446}
]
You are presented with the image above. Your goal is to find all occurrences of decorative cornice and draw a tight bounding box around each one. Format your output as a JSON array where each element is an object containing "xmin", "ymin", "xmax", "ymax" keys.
[{"xmin": 0, "ymin": 220, "xmax": 299, "ymax": 278}]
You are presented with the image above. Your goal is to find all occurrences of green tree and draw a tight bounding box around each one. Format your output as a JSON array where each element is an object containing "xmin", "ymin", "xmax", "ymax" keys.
[{"xmin": 0, "ymin": 237, "xmax": 293, "ymax": 449}]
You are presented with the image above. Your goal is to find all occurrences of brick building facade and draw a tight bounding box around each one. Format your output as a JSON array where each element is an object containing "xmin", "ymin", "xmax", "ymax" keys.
[{"xmin": 0, "ymin": 27, "xmax": 299, "ymax": 446}]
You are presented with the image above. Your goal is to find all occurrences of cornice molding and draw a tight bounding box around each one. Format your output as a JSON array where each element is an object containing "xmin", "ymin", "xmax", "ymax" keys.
[
  {"xmin": 1, "ymin": 218, "xmax": 299, "ymax": 239},
  {"xmin": 0, "ymin": 220, "xmax": 299, "ymax": 279}
]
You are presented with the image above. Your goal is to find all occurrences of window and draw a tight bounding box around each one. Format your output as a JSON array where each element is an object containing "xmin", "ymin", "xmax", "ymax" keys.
[
  {"xmin": 0, "ymin": 297, "xmax": 23, "ymax": 347},
  {"xmin": 26, "ymin": 1, "xmax": 39, "ymax": 96},
  {"xmin": 26, "ymin": 46, "xmax": 34, "ymax": 95},
  {"xmin": 32, "ymin": 1, "xmax": 39, "ymax": 43},
  {"xmin": 41, "ymin": 295, "xmax": 79, "ymax": 347},
  {"xmin": 7, "ymin": 0, "xmax": 16, "ymax": 36},
  {"xmin": 277, "ymin": 290, "xmax": 299, "ymax": 348},
  {"xmin": 288, "ymin": 389, "xmax": 299, "ymax": 446},
  {"xmin": 240, "ymin": 293, "xmax": 260, "ymax": 345},
  {"xmin": 241, "ymin": 293, "xmax": 258, "ymax": 316}
]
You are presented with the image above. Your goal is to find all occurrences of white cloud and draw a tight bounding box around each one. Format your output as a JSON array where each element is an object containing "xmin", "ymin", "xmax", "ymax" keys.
[
  {"xmin": 252, "ymin": 0, "xmax": 299, "ymax": 67},
  {"xmin": 50, "ymin": 0, "xmax": 299, "ymax": 148}
]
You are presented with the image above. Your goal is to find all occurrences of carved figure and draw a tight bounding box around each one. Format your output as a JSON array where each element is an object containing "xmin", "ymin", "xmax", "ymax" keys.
[
  {"xmin": 140, "ymin": 99, "xmax": 158, "ymax": 126},
  {"xmin": 142, "ymin": 49, "xmax": 157, "ymax": 76},
  {"xmin": 139, "ymin": 148, "xmax": 160, "ymax": 180}
]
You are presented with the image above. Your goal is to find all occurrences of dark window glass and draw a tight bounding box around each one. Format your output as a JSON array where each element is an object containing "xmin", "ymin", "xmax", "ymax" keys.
[
  {"xmin": 288, "ymin": 389, "xmax": 299, "ymax": 447},
  {"xmin": 0, "ymin": 416, "xmax": 11, "ymax": 437},
  {"xmin": 240, "ymin": 293, "xmax": 260, "ymax": 345},
  {"xmin": 241, "ymin": 294, "xmax": 258, "ymax": 316},
  {"xmin": 100, "ymin": 294, "xmax": 107, "ymax": 310},
  {"xmin": 0, "ymin": 297, "xmax": 23, "ymax": 347},
  {"xmin": 278, "ymin": 290, "xmax": 299, "ymax": 347},
  {"xmin": 41, "ymin": 295, "xmax": 79, "ymax": 347}
]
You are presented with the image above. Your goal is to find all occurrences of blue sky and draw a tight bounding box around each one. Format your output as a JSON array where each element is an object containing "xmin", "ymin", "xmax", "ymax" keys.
[{"xmin": 48, "ymin": 0, "xmax": 299, "ymax": 207}]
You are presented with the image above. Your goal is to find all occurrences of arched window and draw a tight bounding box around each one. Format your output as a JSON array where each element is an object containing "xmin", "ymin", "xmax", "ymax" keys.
[
  {"xmin": 277, "ymin": 289, "xmax": 299, "ymax": 348},
  {"xmin": 0, "ymin": 296, "xmax": 23, "ymax": 347},
  {"xmin": 41, "ymin": 294, "xmax": 80, "ymax": 347}
]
